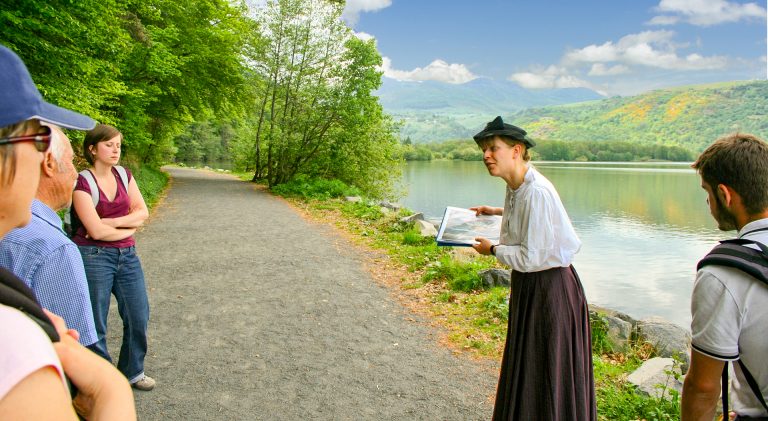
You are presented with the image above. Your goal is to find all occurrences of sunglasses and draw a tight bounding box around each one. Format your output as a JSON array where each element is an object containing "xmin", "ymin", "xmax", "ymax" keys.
[{"xmin": 0, "ymin": 125, "xmax": 52, "ymax": 152}]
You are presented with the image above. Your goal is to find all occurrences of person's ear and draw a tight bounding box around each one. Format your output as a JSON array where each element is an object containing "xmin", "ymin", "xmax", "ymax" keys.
[
  {"xmin": 716, "ymin": 184, "xmax": 732, "ymax": 208},
  {"xmin": 40, "ymin": 151, "xmax": 57, "ymax": 177}
]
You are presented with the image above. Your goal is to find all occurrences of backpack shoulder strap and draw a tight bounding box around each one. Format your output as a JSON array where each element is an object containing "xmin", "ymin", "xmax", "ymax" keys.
[
  {"xmin": 697, "ymin": 239, "xmax": 768, "ymax": 286},
  {"xmin": 737, "ymin": 360, "xmax": 768, "ymax": 412},
  {"xmin": 79, "ymin": 169, "xmax": 99, "ymax": 207},
  {"xmin": 114, "ymin": 165, "xmax": 129, "ymax": 190}
]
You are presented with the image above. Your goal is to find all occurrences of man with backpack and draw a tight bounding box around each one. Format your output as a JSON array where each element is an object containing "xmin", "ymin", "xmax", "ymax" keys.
[
  {"xmin": 682, "ymin": 133, "xmax": 768, "ymax": 420},
  {"xmin": 0, "ymin": 125, "xmax": 97, "ymax": 347}
]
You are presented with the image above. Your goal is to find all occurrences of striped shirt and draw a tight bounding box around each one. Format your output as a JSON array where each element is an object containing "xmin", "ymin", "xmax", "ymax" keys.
[{"xmin": 0, "ymin": 199, "xmax": 97, "ymax": 346}]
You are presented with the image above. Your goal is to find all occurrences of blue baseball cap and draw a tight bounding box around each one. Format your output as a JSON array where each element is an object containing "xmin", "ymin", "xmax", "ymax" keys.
[{"xmin": 0, "ymin": 44, "xmax": 95, "ymax": 130}]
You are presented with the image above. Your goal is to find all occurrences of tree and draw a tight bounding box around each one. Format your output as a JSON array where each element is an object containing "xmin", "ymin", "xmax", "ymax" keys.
[
  {"xmin": 245, "ymin": 0, "xmax": 401, "ymax": 198},
  {"xmin": 1, "ymin": 0, "xmax": 254, "ymax": 164}
]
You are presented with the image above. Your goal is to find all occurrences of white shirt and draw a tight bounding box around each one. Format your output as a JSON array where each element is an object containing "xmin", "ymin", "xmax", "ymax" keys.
[
  {"xmin": 691, "ymin": 218, "xmax": 768, "ymax": 417},
  {"xmin": 494, "ymin": 165, "xmax": 581, "ymax": 272}
]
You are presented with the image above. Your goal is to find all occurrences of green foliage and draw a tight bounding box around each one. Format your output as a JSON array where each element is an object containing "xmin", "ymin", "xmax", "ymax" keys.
[
  {"xmin": 339, "ymin": 201, "xmax": 386, "ymax": 222},
  {"xmin": 402, "ymin": 228, "xmax": 434, "ymax": 246},
  {"xmin": 1, "ymin": 0, "xmax": 254, "ymax": 164},
  {"xmin": 134, "ymin": 166, "xmax": 169, "ymax": 209},
  {"xmin": 590, "ymin": 313, "xmax": 614, "ymax": 354},
  {"xmin": 402, "ymin": 145, "xmax": 433, "ymax": 161},
  {"xmin": 175, "ymin": 120, "xmax": 236, "ymax": 166},
  {"xmin": 595, "ymin": 355, "xmax": 681, "ymax": 421},
  {"xmin": 423, "ymin": 255, "xmax": 493, "ymax": 292},
  {"xmin": 271, "ymin": 175, "xmax": 360, "ymax": 200},
  {"xmin": 240, "ymin": 0, "xmax": 402, "ymax": 199},
  {"xmin": 480, "ymin": 287, "xmax": 509, "ymax": 322}
]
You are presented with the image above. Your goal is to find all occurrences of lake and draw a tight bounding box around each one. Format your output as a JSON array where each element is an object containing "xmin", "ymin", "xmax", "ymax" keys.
[{"xmin": 400, "ymin": 160, "xmax": 726, "ymax": 329}]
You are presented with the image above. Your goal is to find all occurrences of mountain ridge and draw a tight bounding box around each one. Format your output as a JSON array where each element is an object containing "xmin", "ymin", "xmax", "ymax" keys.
[{"xmin": 378, "ymin": 78, "xmax": 768, "ymax": 150}]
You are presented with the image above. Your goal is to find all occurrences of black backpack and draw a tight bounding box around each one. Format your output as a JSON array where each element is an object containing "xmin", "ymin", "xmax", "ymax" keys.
[{"xmin": 697, "ymin": 238, "xmax": 768, "ymax": 416}]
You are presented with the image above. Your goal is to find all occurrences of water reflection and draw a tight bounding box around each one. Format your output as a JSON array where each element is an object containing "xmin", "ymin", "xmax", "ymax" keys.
[{"xmin": 401, "ymin": 160, "xmax": 726, "ymax": 328}]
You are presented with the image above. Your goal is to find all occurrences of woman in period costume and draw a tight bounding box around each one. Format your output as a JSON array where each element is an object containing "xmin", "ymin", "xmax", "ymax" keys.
[{"xmin": 470, "ymin": 116, "xmax": 596, "ymax": 421}]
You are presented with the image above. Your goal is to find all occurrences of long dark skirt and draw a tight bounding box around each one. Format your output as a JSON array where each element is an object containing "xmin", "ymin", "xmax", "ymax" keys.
[{"xmin": 492, "ymin": 265, "xmax": 596, "ymax": 421}]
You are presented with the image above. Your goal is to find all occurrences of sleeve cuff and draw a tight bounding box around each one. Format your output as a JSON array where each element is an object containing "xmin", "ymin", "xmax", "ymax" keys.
[{"xmin": 691, "ymin": 342, "xmax": 739, "ymax": 362}]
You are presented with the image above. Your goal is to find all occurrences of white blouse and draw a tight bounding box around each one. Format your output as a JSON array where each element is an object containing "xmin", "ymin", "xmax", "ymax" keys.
[{"xmin": 495, "ymin": 165, "xmax": 581, "ymax": 272}]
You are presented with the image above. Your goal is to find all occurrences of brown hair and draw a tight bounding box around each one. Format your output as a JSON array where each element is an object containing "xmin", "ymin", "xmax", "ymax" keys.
[
  {"xmin": 692, "ymin": 133, "xmax": 768, "ymax": 215},
  {"xmin": 83, "ymin": 124, "xmax": 122, "ymax": 165},
  {"xmin": 477, "ymin": 135, "xmax": 531, "ymax": 161},
  {"xmin": 0, "ymin": 120, "xmax": 36, "ymax": 186}
]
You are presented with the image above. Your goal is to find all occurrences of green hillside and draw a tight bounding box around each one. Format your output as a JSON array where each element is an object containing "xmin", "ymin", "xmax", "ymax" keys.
[{"xmin": 512, "ymin": 80, "xmax": 768, "ymax": 152}]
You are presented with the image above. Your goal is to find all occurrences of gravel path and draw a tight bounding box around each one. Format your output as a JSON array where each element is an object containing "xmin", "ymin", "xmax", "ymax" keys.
[{"xmin": 105, "ymin": 166, "xmax": 497, "ymax": 420}]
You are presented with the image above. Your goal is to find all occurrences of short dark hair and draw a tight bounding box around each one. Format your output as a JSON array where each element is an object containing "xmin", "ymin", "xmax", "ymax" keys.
[
  {"xmin": 83, "ymin": 124, "xmax": 122, "ymax": 165},
  {"xmin": 477, "ymin": 135, "xmax": 531, "ymax": 161},
  {"xmin": 692, "ymin": 133, "xmax": 768, "ymax": 215}
]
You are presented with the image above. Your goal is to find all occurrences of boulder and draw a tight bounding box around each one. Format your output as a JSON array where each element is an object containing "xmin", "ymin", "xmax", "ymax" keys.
[
  {"xmin": 589, "ymin": 305, "xmax": 637, "ymax": 325},
  {"xmin": 345, "ymin": 196, "xmax": 362, "ymax": 202},
  {"xmin": 478, "ymin": 269, "xmax": 511, "ymax": 288},
  {"xmin": 637, "ymin": 317, "xmax": 692, "ymax": 371},
  {"xmin": 379, "ymin": 201, "xmax": 401, "ymax": 211},
  {"xmin": 400, "ymin": 213, "xmax": 425, "ymax": 224},
  {"xmin": 603, "ymin": 314, "xmax": 633, "ymax": 353},
  {"xmin": 589, "ymin": 306, "xmax": 635, "ymax": 353},
  {"xmin": 415, "ymin": 220, "xmax": 437, "ymax": 237},
  {"xmin": 627, "ymin": 357, "xmax": 683, "ymax": 399}
]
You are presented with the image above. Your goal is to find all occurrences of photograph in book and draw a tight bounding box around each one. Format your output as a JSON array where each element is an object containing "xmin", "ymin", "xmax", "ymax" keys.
[{"xmin": 436, "ymin": 206, "xmax": 502, "ymax": 247}]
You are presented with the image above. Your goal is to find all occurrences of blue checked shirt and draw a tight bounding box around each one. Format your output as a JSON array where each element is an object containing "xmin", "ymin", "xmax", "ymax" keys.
[{"xmin": 0, "ymin": 199, "xmax": 97, "ymax": 346}]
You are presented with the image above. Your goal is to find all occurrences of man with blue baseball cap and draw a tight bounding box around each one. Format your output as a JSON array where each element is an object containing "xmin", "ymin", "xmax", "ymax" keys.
[{"xmin": 1, "ymin": 43, "xmax": 100, "ymax": 347}]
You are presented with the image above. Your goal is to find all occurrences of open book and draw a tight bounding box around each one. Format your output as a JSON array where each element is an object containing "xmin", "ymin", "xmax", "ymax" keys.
[{"xmin": 436, "ymin": 206, "xmax": 502, "ymax": 247}]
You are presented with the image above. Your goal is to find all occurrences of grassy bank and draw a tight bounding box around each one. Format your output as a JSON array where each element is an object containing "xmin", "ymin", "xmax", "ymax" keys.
[
  {"xmin": 131, "ymin": 165, "xmax": 169, "ymax": 210},
  {"xmin": 263, "ymin": 176, "xmax": 682, "ymax": 421}
]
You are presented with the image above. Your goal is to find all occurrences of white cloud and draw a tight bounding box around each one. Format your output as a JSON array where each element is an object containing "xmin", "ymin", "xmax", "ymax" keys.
[
  {"xmin": 564, "ymin": 30, "xmax": 727, "ymax": 71},
  {"xmin": 588, "ymin": 63, "xmax": 630, "ymax": 76},
  {"xmin": 381, "ymin": 57, "xmax": 478, "ymax": 84},
  {"xmin": 508, "ymin": 65, "xmax": 608, "ymax": 95},
  {"xmin": 650, "ymin": 0, "xmax": 766, "ymax": 26},
  {"xmin": 354, "ymin": 31, "xmax": 375, "ymax": 41},
  {"xmin": 342, "ymin": 0, "xmax": 392, "ymax": 26},
  {"xmin": 646, "ymin": 15, "xmax": 680, "ymax": 25}
]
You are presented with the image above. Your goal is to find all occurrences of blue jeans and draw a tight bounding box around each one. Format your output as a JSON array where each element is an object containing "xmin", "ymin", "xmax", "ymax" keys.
[{"xmin": 79, "ymin": 245, "xmax": 149, "ymax": 383}]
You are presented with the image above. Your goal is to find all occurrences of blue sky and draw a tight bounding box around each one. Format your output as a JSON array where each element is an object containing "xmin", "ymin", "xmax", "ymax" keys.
[{"xmin": 343, "ymin": 0, "xmax": 767, "ymax": 96}]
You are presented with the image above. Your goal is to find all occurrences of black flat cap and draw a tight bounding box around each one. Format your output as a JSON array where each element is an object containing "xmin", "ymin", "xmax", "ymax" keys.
[{"xmin": 473, "ymin": 116, "xmax": 536, "ymax": 148}]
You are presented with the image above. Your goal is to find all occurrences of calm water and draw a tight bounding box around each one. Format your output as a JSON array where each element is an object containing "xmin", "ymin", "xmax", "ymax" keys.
[{"xmin": 400, "ymin": 160, "xmax": 726, "ymax": 328}]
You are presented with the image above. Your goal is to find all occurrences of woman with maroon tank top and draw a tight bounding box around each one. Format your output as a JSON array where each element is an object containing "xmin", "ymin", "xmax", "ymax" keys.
[{"xmin": 72, "ymin": 124, "xmax": 155, "ymax": 391}]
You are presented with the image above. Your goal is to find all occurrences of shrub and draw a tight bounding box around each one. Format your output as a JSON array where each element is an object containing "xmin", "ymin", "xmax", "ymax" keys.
[
  {"xmin": 423, "ymin": 255, "xmax": 489, "ymax": 292},
  {"xmin": 272, "ymin": 175, "xmax": 360, "ymax": 199},
  {"xmin": 401, "ymin": 228, "xmax": 434, "ymax": 246}
]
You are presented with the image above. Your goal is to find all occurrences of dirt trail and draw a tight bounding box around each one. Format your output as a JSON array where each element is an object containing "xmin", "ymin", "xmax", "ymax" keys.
[{"xmin": 104, "ymin": 166, "xmax": 496, "ymax": 420}]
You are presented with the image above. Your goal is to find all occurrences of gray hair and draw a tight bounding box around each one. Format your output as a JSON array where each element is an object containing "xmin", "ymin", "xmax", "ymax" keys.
[{"xmin": 46, "ymin": 125, "xmax": 68, "ymax": 172}]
